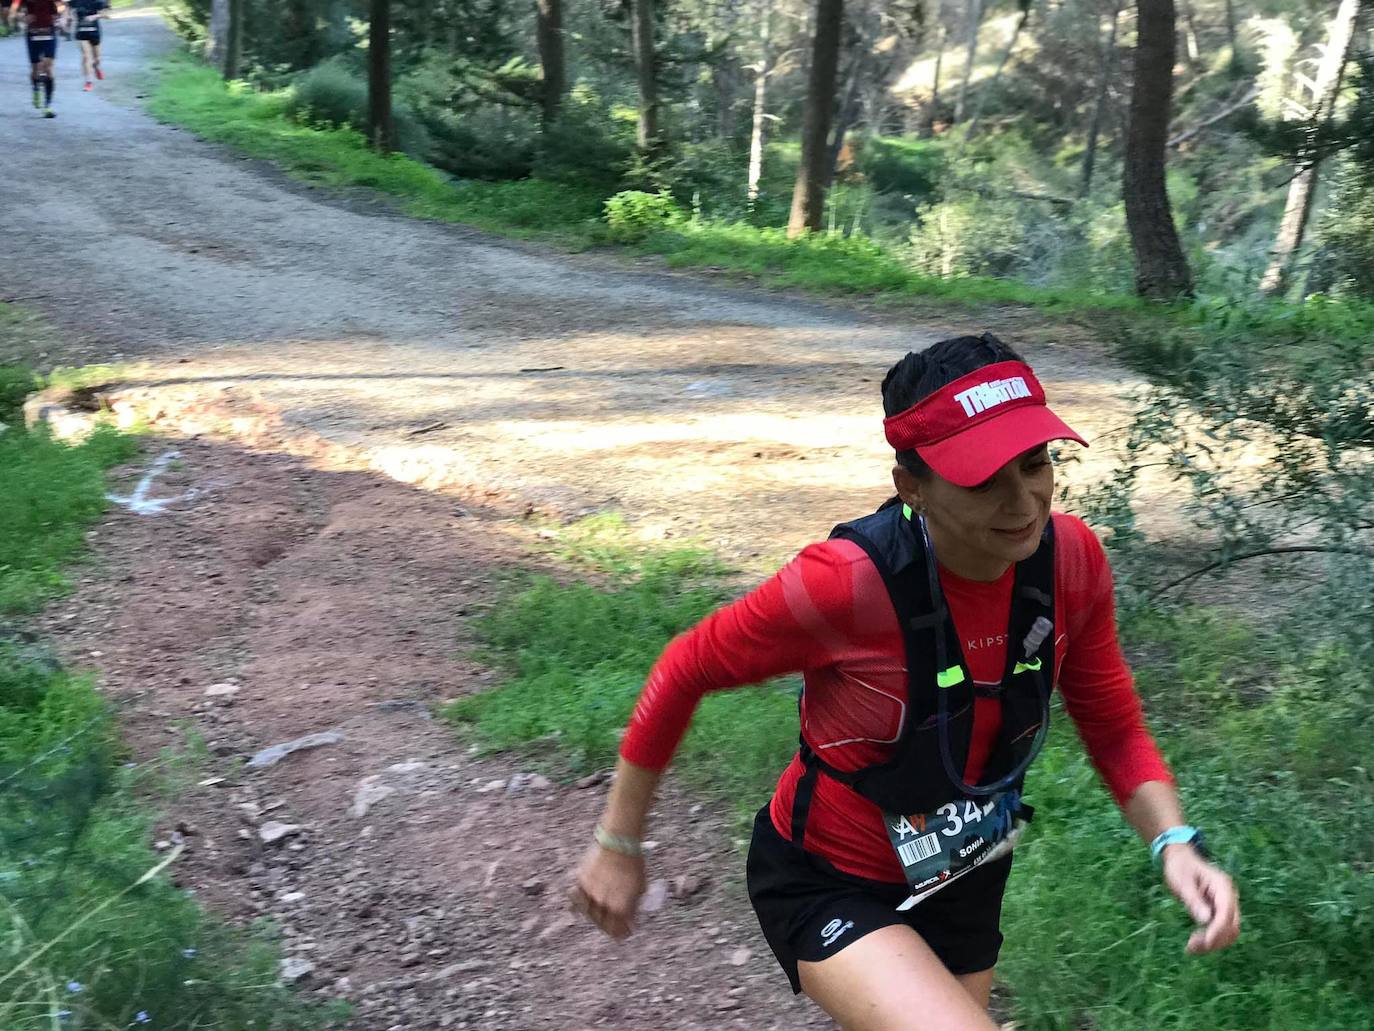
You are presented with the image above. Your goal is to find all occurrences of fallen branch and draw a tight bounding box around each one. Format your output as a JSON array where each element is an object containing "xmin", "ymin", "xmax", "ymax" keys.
[
  {"xmin": 1149, "ymin": 545, "xmax": 1374, "ymax": 599},
  {"xmin": 1169, "ymin": 84, "xmax": 1259, "ymax": 148}
]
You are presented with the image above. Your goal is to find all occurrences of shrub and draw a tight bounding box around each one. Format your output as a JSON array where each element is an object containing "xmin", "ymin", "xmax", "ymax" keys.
[
  {"xmin": 855, "ymin": 134, "xmax": 944, "ymax": 201},
  {"xmin": 287, "ymin": 59, "xmax": 429, "ymax": 159},
  {"xmin": 534, "ymin": 89, "xmax": 633, "ymax": 188},
  {"xmin": 603, "ymin": 190, "xmax": 687, "ymax": 243}
]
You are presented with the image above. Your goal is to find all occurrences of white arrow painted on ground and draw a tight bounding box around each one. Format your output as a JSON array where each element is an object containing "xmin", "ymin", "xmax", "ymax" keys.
[{"xmin": 107, "ymin": 450, "xmax": 193, "ymax": 515}]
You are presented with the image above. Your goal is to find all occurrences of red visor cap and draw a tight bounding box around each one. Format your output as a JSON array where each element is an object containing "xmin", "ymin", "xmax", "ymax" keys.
[{"xmin": 882, "ymin": 360, "xmax": 1088, "ymax": 488}]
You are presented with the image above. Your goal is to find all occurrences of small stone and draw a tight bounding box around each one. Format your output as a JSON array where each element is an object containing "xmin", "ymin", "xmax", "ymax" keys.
[
  {"xmin": 575, "ymin": 770, "xmax": 611, "ymax": 789},
  {"xmin": 259, "ymin": 821, "xmax": 302, "ymax": 844},
  {"xmin": 536, "ymin": 914, "xmax": 576, "ymax": 942},
  {"xmin": 475, "ymin": 778, "xmax": 507, "ymax": 794},
  {"xmin": 520, "ymin": 877, "xmax": 545, "ymax": 897},
  {"xmin": 246, "ymin": 731, "xmax": 344, "ymax": 770},
  {"xmin": 204, "ymin": 683, "xmax": 240, "ymax": 702},
  {"xmin": 728, "ymin": 947, "xmax": 751, "ymax": 967},
  {"xmin": 280, "ymin": 957, "xmax": 315, "ymax": 982},
  {"xmin": 399, "ymin": 952, "xmax": 422, "ymax": 968},
  {"xmin": 673, "ymin": 874, "xmax": 707, "ymax": 898},
  {"xmin": 279, "ymin": 891, "xmax": 306, "ymax": 903},
  {"xmin": 640, "ymin": 879, "xmax": 669, "ymax": 913}
]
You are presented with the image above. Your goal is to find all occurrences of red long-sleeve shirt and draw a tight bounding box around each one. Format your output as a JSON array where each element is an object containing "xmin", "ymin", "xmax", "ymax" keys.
[{"xmin": 620, "ymin": 512, "xmax": 1172, "ymax": 883}]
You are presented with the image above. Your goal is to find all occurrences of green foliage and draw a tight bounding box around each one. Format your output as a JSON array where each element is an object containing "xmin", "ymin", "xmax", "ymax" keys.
[
  {"xmin": 446, "ymin": 520, "xmax": 798, "ymax": 823},
  {"xmin": 286, "ymin": 58, "xmax": 430, "ymax": 159},
  {"xmin": 1001, "ymin": 602, "xmax": 1373, "ymax": 1031},
  {"xmin": 855, "ymin": 135, "xmax": 944, "ymax": 201},
  {"xmin": 603, "ymin": 190, "xmax": 687, "ymax": 243},
  {"xmin": 0, "ymin": 402, "xmax": 137, "ymax": 614},
  {"xmin": 1316, "ymin": 162, "xmax": 1374, "ymax": 299},
  {"xmin": 148, "ymin": 59, "xmax": 606, "ymax": 241},
  {"xmin": 0, "ymin": 374, "xmax": 338, "ymax": 1028},
  {"xmin": 0, "ymin": 365, "xmax": 37, "ymax": 423},
  {"xmin": 0, "ymin": 646, "xmax": 339, "ymax": 1030}
]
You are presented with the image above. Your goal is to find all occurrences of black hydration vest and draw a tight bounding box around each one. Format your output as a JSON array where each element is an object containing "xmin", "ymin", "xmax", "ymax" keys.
[{"xmin": 790, "ymin": 503, "xmax": 1057, "ymax": 847}]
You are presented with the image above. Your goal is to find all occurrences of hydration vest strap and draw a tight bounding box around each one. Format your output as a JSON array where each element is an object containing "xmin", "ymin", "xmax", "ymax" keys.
[{"xmin": 790, "ymin": 748, "xmax": 821, "ymax": 848}]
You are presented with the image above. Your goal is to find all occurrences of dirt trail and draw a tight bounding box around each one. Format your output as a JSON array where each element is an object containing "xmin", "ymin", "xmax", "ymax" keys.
[{"xmin": 2, "ymin": 8, "xmax": 1164, "ymax": 1029}]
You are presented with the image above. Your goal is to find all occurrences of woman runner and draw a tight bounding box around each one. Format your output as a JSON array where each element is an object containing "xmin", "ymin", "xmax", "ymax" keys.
[
  {"xmin": 67, "ymin": 0, "xmax": 109, "ymax": 92},
  {"xmin": 571, "ymin": 334, "xmax": 1241, "ymax": 1029}
]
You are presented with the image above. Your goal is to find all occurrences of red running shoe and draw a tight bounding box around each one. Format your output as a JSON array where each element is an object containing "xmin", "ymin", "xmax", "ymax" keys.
[
  {"xmin": 83, "ymin": 81, "xmax": 93, "ymax": 91},
  {"xmin": 95, "ymin": 66, "xmax": 104, "ymax": 81}
]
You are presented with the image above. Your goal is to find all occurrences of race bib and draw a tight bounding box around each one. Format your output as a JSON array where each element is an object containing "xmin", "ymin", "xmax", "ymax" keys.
[{"xmin": 883, "ymin": 791, "xmax": 1033, "ymax": 911}]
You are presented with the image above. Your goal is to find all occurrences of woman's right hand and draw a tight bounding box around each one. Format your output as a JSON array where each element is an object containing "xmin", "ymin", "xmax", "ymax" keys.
[{"xmin": 570, "ymin": 841, "xmax": 647, "ymax": 939}]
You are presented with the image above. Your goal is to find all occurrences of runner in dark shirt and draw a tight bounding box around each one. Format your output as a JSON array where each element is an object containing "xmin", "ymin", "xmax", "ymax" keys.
[
  {"xmin": 67, "ymin": 0, "xmax": 107, "ymax": 90},
  {"xmin": 6, "ymin": 0, "xmax": 64, "ymax": 117}
]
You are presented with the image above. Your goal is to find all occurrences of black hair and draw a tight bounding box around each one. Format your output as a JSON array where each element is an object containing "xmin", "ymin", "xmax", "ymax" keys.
[{"xmin": 881, "ymin": 332, "xmax": 1026, "ymax": 479}]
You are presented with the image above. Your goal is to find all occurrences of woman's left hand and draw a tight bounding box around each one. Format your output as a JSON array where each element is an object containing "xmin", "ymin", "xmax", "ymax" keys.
[{"xmin": 1160, "ymin": 845, "xmax": 1241, "ymax": 954}]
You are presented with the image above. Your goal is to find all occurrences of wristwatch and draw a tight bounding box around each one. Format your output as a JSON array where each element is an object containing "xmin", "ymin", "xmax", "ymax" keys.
[{"xmin": 1151, "ymin": 825, "xmax": 1209, "ymax": 864}]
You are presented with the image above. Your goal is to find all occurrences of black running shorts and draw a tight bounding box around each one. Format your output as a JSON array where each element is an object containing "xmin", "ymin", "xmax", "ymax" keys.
[
  {"xmin": 745, "ymin": 806, "xmax": 1013, "ymax": 994},
  {"xmin": 27, "ymin": 34, "xmax": 57, "ymax": 62},
  {"xmin": 76, "ymin": 26, "xmax": 101, "ymax": 45}
]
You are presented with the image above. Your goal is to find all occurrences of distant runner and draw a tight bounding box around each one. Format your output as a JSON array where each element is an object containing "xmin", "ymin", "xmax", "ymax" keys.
[
  {"xmin": 67, "ymin": 0, "xmax": 107, "ymax": 91},
  {"xmin": 7, "ymin": 0, "xmax": 64, "ymax": 117}
]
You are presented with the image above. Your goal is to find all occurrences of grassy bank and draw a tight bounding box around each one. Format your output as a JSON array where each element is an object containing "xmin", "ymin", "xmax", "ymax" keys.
[
  {"xmin": 448, "ymin": 519, "xmax": 1372, "ymax": 1031},
  {"xmin": 0, "ymin": 347, "xmax": 340, "ymax": 1029},
  {"xmin": 145, "ymin": 57, "xmax": 1149, "ymax": 317}
]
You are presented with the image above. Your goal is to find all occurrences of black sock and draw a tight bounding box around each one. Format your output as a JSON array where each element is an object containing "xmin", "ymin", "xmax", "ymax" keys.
[{"xmin": 42, "ymin": 76, "xmax": 53, "ymax": 104}]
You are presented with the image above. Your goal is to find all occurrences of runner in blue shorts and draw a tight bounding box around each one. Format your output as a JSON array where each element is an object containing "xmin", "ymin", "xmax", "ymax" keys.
[{"xmin": 6, "ymin": 0, "xmax": 65, "ymax": 117}]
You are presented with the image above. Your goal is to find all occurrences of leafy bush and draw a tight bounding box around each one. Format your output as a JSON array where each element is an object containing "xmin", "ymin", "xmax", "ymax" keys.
[
  {"xmin": 1316, "ymin": 163, "xmax": 1374, "ymax": 299},
  {"xmin": 287, "ymin": 58, "xmax": 429, "ymax": 159},
  {"xmin": 855, "ymin": 134, "xmax": 944, "ymax": 201},
  {"xmin": 603, "ymin": 190, "xmax": 687, "ymax": 243},
  {"xmin": 0, "ymin": 364, "xmax": 36, "ymax": 423},
  {"xmin": 533, "ymin": 88, "xmax": 633, "ymax": 188}
]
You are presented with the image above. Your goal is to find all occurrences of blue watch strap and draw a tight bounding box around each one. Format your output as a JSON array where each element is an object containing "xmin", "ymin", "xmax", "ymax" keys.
[{"xmin": 1151, "ymin": 825, "xmax": 1203, "ymax": 863}]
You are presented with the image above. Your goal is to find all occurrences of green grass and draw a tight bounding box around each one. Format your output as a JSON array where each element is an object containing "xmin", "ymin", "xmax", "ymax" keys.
[
  {"xmin": 0, "ymin": 366, "xmax": 137, "ymax": 613},
  {"xmin": 450, "ymin": 518, "xmax": 1372, "ymax": 1030},
  {"xmin": 1, "ymin": 349, "xmax": 345, "ymax": 1028},
  {"xmin": 143, "ymin": 54, "xmax": 1374, "ymax": 345},
  {"xmin": 146, "ymin": 59, "xmax": 606, "ymax": 243}
]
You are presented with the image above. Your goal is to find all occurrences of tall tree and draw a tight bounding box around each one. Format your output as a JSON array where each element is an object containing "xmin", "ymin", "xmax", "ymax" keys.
[
  {"xmin": 207, "ymin": 0, "xmax": 229, "ymax": 69},
  {"xmin": 1259, "ymin": 0, "xmax": 1363, "ymax": 295},
  {"xmin": 746, "ymin": 0, "xmax": 775, "ymax": 205},
  {"xmin": 964, "ymin": 0, "xmax": 1033, "ymax": 139},
  {"xmin": 631, "ymin": 0, "xmax": 659, "ymax": 152},
  {"xmin": 535, "ymin": 0, "xmax": 566, "ymax": 129},
  {"xmin": 368, "ymin": 0, "xmax": 397, "ymax": 153},
  {"xmin": 222, "ymin": 0, "xmax": 244, "ymax": 80},
  {"xmin": 953, "ymin": 0, "xmax": 984, "ymax": 123},
  {"xmin": 1124, "ymin": 0, "xmax": 1193, "ymax": 299},
  {"xmin": 1081, "ymin": 1, "xmax": 1122, "ymax": 195},
  {"xmin": 788, "ymin": 0, "xmax": 846, "ymax": 236}
]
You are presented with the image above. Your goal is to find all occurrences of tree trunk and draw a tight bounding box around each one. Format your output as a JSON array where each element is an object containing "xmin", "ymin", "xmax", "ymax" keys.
[
  {"xmin": 1178, "ymin": 0, "xmax": 1200, "ymax": 64},
  {"xmin": 222, "ymin": 0, "xmax": 244, "ymax": 81},
  {"xmin": 953, "ymin": 0, "xmax": 984, "ymax": 124},
  {"xmin": 964, "ymin": 0, "xmax": 1031, "ymax": 139},
  {"xmin": 787, "ymin": 0, "xmax": 845, "ymax": 237},
  {"xmin": 207, "ymin": 0, "xmax": 229, "ymax": 68},
  {"xmin": 826, "ymin": 45, "xmax": 866, "ymax": 189},
  {"xmin": 1080, "ymin": 2, "xmax": 1121, "ymax": 195},
  {"xmin": 1223, "ymin": 0, "xmax": 1237, "ymax": 58},
  {"xmin": 631, "ymin": 0, "xmax": 659, "ymax": 153},
  {"xmin": 535, "ymin": 0, "xmax": 566, "ymax": 130},
  {"xmin": 746, "ymin": 0, "xmax": 774, "ymax": 206},
  {"xmin": 1258, "ymin": 0, "xmax": 1361, "ymax": 295},
  {"xmin": 368, "ymin": 0, "xmax": 396, "ymax": 153},
  {"xmin": 1123, "ymin": 0, "xmax": 1193, "ymax": 299},
  {"xmin": 930, "ymin": 23, "xmax": 946, "ymax": 122}
]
